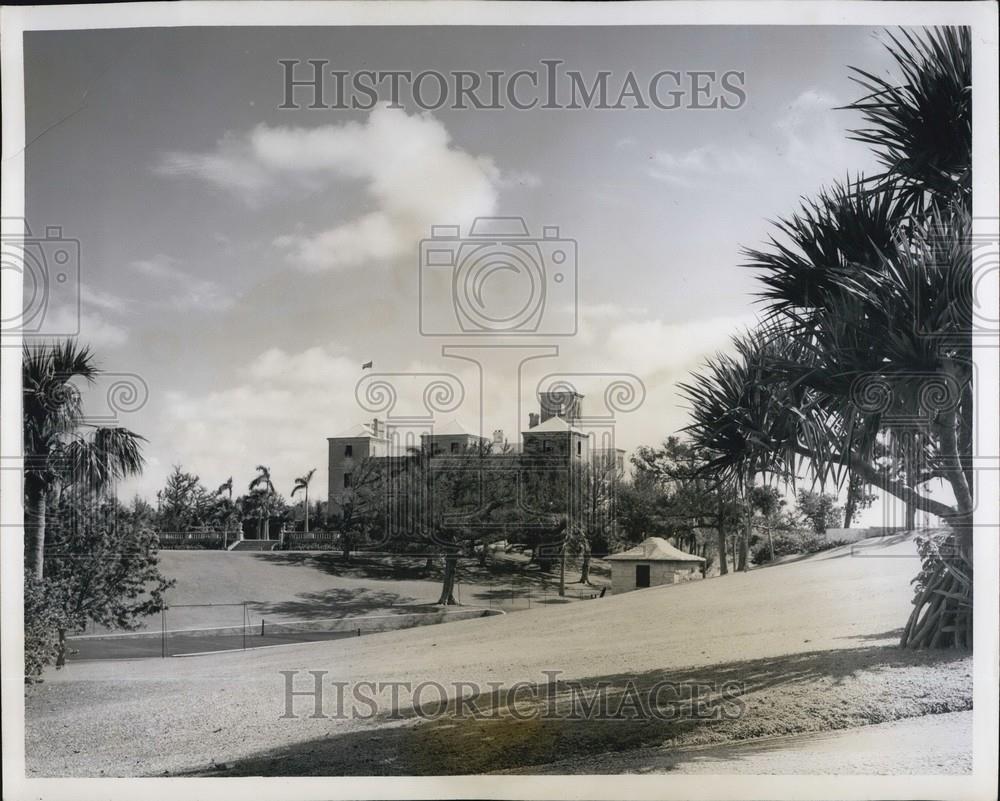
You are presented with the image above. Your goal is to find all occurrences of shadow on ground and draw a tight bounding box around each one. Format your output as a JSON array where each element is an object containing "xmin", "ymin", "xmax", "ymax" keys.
[
  {"xmin": 177, "ymin": 644, "xmax": 971, "ymax": 777},
  {"xmin": 251, "ymin": 589, "xmax": 429, "ymax": 620}
]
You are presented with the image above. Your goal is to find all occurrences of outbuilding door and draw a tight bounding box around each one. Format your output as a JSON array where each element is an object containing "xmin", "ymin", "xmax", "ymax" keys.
[{"xmin": 635, "ymin": 564, "xmax": 650, "ymax": 588}]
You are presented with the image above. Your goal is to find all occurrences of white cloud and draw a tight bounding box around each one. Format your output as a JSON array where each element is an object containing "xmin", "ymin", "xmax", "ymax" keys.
[
  {"xmin": 773, "ymin": 89, "xmax": 854, "ymax": 175},
  {"xmin": 41, "ymin": 306, "xmax": 128, "ymax": 349},
  {"xmin": 80, "ymin": 285, "xmax": 127, "ymax": 313},
  {"xmin": 649, "ymin": 145, "xmax": 763, "ymax": 185},
  {"xmin": 155, "ymin": 133, "xmax": 272, "ymax": 199},
  {"xmin": 157, "ymin": 105, "xmax": 504, "ymax": 273},
  {"xmin": 648, "ymin": 87, "xmax": 863, "ymax": 186},
  {"xmin": 129, "ymin": 254, "xmax": 233, "ymax": 311},
  {"xmin": 497, "ymin": 170, "xmax": 542, "ymax": 189}
]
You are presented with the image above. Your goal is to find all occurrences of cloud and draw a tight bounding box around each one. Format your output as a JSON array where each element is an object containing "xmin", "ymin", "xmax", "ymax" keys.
[
  {"xmin": 140, "ymin": 343, "xmax": 483, "ymax": 501},
  {"xmin": 79, "ymin": 285, "xmax": 128, "ymax": 313},
  {"xmin": 155, "ymin": 133, "xmax": 273, "ymax": 198},
  {"xmin": 772, "ymin": 89, "xmax": 854, "ymax": 174},
  {"xmin": 122, "ymin": 305, "xmax": 761, "ymax": 500},
  {"xmin": 648, "ymin": 88, "xmax": 862, "ymax": 186},
  {"xmin": 649, "ymin": 145, "xmax": 763, "ymax": 186},
  {"xmin": 40, "ymin": 306, "xmax": 128, "ymax": 349},
  {"xmin": 497, "ymin": 170, "xmax": 542, "ymax": 189},
  {"xmin": 157, "ymin": 105, "xmax": 505, "ymax": 273},
  {"xmin": 128, "ymin": 254, "xmax": 233, "ymax": 311}
]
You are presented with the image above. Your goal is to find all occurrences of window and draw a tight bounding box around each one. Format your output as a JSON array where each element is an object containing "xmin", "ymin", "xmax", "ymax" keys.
[
  {"xmin": 635, "ymin": 564, "xmax": 650, "ymax": 588},
  {"xmin": 450, "ymin": 442, "xmax": 459, "ymax": 453},
  {"xmin": 344, "ymin": 444, "xmax": 353, "ymax": 457},
  {"xmin": 576, "ymin": 440, "xmax": 582, "ymax": 456},
  {"xmin": 543, "ymin": 439, "xmax": 553, "ymax": 453},
  {"xmin": 343, "ymin": 472, "xmax": 352, "ymax": 489}
]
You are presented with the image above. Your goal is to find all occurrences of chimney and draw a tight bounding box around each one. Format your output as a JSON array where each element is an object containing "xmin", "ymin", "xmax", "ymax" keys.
[
  {"xmin": 528, "ymin": 413, "xmax": 539, "ymax": 429},
  {"xmin": 371, "ymin": 418, "xmax": 382, "ymax": 438},
  {"xmin": 492, "ymin": 429, "xmax": 504, "ymax": 447}
]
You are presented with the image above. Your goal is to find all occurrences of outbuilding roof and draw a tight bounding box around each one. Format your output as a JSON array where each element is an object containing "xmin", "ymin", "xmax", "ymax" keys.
[{"xmin": 606, "ymin": 537, "xmax": 705, "ymax": 562}]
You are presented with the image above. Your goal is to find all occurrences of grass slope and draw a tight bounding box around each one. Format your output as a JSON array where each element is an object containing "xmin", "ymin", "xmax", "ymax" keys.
[
  {"xmin": 27, "ymin": 533, "xmax": 972, "ymax": 776},
  {"xmin": 116, "ymin": 550, "xmax": 606, "ymax": 632}
]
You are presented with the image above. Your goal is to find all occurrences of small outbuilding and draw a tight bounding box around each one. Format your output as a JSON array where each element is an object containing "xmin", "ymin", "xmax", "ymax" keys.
[{"xmin": 606, "ymin": 537, "xmax": 706, "ymax": 594}]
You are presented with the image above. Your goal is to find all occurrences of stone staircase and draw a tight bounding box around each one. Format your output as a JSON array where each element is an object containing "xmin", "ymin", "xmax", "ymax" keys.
[{"xmin": 229, "ymin": 539, "xmax": 279, "ymax": 552}]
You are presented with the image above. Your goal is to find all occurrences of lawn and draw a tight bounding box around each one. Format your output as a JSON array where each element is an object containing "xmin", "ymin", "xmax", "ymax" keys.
[{"xmin": 26, "ymin": 533, "xmax": 972, "ymax": 777}]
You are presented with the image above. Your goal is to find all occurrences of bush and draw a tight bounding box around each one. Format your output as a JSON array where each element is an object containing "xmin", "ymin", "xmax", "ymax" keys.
[
  {"xmin": 157, "ymin": 537, "xmax": 226, "ymax": 550},
  {"xmin": 280, "ymin": 538, "xmax": 339, "ymax": 551},
  {"xmin": 750, "ymin": 532, "xmax": 802, "ymax": 563},
  {"xmin": 751, "ymin": 531, "xmax": 853, "ymax": 564},
  {"xmin": 24, "ymin": 578, "xmax": 64, "ymax": 682}
]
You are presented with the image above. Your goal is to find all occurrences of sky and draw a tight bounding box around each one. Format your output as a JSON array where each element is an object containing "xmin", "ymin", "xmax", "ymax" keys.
[{"xmin": 23, "ymin": 25, "xmax": 915, "ymax": 517}]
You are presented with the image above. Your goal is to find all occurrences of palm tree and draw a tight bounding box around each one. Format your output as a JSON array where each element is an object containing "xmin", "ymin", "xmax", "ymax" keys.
[
  {"xmin": 217, "ymin": 477, "xmax": 234, "ymax": 547},
  {"xmin": 23, "ymin": 341, "xmax": 146, "ymax": 579},
  {"xmin": 248, "ymin": 465, "xmax": 275, "ymax": 540},
  {"xmin": 844, "ymin": 27, "xmax": 970, "ymax": 213},
  {"xmin": 692, "ymin": 26, "xmax": 974, "ymax": 647},
  {"xmin": 291, "ymin": 468, "xmax": 316, "ymax": 533},
  {"xmin": 679, "ymin": 326, "xmax": 802, "ymax": 571}
]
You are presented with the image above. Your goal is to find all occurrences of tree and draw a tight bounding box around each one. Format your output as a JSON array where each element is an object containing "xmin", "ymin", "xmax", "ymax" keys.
[
  {"xmin": 681, "ymin": 28, "xmax": 973, "ymax": 647},
  {"xmin": 291, "ymin": 468, "xmax": 317, "ymax": 533},
  {"xmin": 842, "ymin": 470, "xmax": 877, "ymax": 528},
  {"xmin": 330, "ymin": 456, "xmax": 384, "ymax": 562},
  {"xmin": 157, "ymin": 466, "xmax": 212, "ymax": 536},
  {"xmin": 629, "ymin": 437, "xmax": 744, "ymax": 573},
  {"xmin": 23, "ymin": 341, "xmax": 145, "ymax": 578},
  {"xmin": 27, "ymin": 491, "xmax": 174, "ymax": 673},
  {"xmin": 248, "ymin": 465, "xmax": 276, "ymax": 540},
  {"xmin": 795, "ymin": 490, "xmax": 842, "ymax": 537},
  {"xmin": 679, "ymin": 327, "xmax": 799, "ymax": 573},
  {"xmin": 216, "ymin": 477, "xmax": 237, "ymax": 547},
  {"xmin": 570, "ymin": 458, "xmax": 624, "ymax": 586}
]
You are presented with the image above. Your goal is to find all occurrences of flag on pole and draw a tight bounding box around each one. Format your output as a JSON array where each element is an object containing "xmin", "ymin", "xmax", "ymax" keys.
[{"xmin": 362, "ymin": 361, "xmax": 373, "ymax": 369}]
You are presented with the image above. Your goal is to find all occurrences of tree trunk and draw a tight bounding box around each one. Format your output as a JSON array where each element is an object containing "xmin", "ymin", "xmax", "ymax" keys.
[
  {"xmin": 716, "ymin": 512, "xmax": 728, "ymax": 576},
  {"xmin": 437, "ymin": 554, "xmax": 458, "ymax": 605},
  {"xmin": 843, "ymin": 472, "xmax": 857, "ymax": 529},
  {"xmin": 25, "ymin": 485, "xmax": 47, "ymax": 580},
  {"xmin": 738, "ymin": 502, "xmax": 751, "ymax": 572},
  {"xmin": 579, "ymin": 544, "xmax": 592, "ymax": 585},
  {"xmin": 56, "ymin": 628, "xmax": 67, "ymax": 668},
  {"xmin": 304, "ymin": 487, "xmax": 310, "ymax": 534},
  {"xmin": 425, "ymin": 556, "xmax": 434, "ymax": 572},
  {"xmin": 766, "ymin": 527, "xmax": 775, "ymax": 563},
  {"xmin": 899, "ymin": 407, "xmax": 974, "ymax": 649},
  {"xmin": 559, "ymin": 540, "xmax": 566, "ymax": 597}
]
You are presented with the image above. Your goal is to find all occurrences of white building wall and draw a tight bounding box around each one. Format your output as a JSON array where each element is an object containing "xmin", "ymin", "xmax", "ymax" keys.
[{"xmin": 610, "ymin": 560, "xmax": 703, "ymax": 594}]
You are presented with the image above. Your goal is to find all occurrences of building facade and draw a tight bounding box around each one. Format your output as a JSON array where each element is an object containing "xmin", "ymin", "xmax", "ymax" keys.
[
  {"xmin": 326, "ymin": 393, "xmax": 624, "ymax": 519},
  {"xmin": 605, "ymin": 537, "xmax": 706, "ymax": 594}
]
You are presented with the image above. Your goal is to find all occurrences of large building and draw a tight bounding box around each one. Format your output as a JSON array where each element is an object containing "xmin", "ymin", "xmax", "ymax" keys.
[{"xmin": 327, "ymin": 392, "xmax": 624, "ymax": 518}]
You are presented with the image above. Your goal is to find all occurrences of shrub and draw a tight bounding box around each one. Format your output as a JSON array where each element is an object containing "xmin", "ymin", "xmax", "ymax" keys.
[
  {"xmin": 24, "ymin": 578, "xmax": 65, "ymax": 682},
  {"xmin": 751, "ymin": 531, "xmax": 853, "ymax": 564},
  {"xmin": 157, "ymin": 537, "xmax": 226, "ymax": 550}
]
